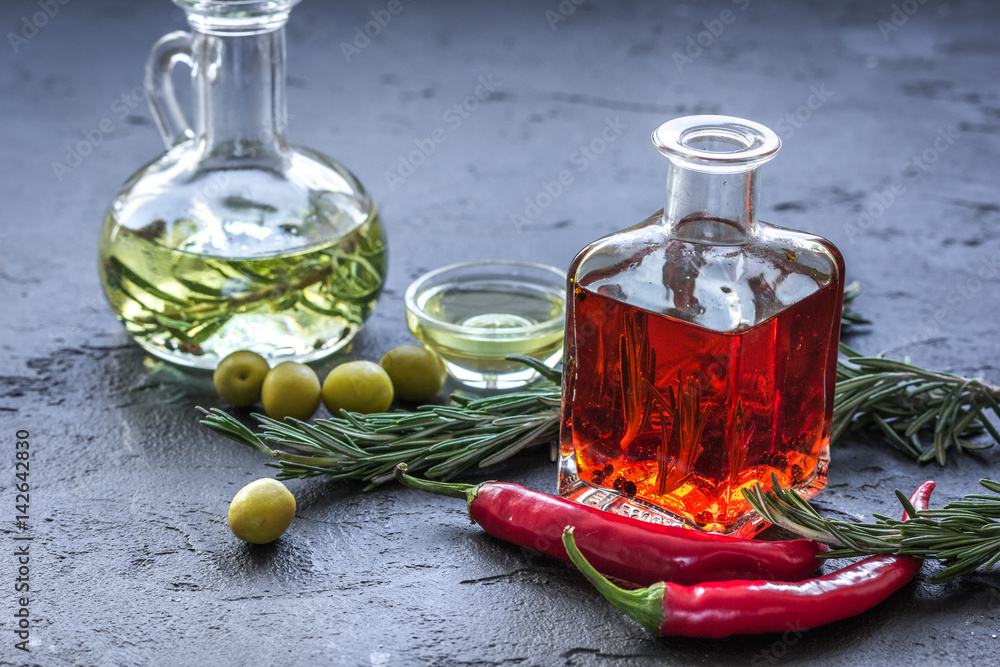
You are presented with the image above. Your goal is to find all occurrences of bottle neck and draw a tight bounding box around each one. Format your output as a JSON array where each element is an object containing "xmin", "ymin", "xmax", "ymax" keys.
[
  {"xmin": 191, "ymin": 27, "xmax": 288, "ymax": 158},
  {"xmin": 662, "ymin": 162, "xmax": 759, "ymax": 243}
]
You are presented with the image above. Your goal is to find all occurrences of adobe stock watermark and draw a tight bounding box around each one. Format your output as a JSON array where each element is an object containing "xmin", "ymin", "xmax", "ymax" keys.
[
  {"xmin": 12, "ymin": 429, "xmax": 34, "ymax": 654},
  {"xmin": 369, "ymin": 650, "xmax": 391, "ymax": 667},
  {"xmin": 340, "ymin": 0, "xmax": 414, "ymax": 63},
  {"xmin": 896, "ymin": 252, "xmax": 1000, "ymax": 350},
  {"xmin": 545, "ymin": 0, "xmax": 585, "ymax": 31},
  {"xmin": 51, "ymin": 85, "xmax": 147, "ymax": 182},
  {"xmin": 877, "ymin": 0, "xmax": 934, "ymax": 40},
  {"xmin": 7, "ymin": 0, "xmax": 72, "ymax": 54},
  {"xmin": 383, "ymin": 74, "xmax": 501, "ymax": 192},
  {"xmin": 775, "ymin": 85, "xmax": 833, "ymax": 139},
  {"xmin": 510, "ymin": 116, "xmax": 627, "ymax": 231},
  {"xmin": 672, "ymin": 0, "xmax": 751, "ymax": 73},
  {"xmin": 750, "ymin": 621, "xmax": 808, "ymax": 666},
  {"xmin": 843, "ymin": 126, "xmax": 960, "ymax": 243}
]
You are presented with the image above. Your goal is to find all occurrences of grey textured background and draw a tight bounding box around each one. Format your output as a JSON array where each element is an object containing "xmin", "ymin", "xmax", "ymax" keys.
[{"xmin": 2, "ymin": 0, "xmax": 1000, "ymax": 665}]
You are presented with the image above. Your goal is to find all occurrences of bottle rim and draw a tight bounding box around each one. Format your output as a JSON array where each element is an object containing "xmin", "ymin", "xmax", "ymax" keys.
[
  {"xmin": 652, "ymin": 115, "xmax": 781, "ymax": 174},
  {"xmin": 173, "ymin": 0, "xmax": 301, "ymax": 35}
]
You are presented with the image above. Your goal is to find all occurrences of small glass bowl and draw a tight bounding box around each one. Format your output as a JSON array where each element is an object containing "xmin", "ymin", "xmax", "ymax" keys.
[{"xmin": 404, "ymin": 260, "xmax": 567, "ymax": 390}]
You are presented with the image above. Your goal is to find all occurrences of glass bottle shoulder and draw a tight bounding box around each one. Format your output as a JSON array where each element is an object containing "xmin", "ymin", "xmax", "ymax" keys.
[
  {"xmin": 105, "ymin": 143, "xmax": 375, "ymax": 259},
  {"xmin": 569, "ymin": 211, "xmax": 844, "ymax": 333}
]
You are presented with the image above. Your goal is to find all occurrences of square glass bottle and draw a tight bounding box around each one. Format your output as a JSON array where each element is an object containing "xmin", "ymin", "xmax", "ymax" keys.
[{"xmin": 558, "ymin": 116, "xmax": 845, "ymax": 537}]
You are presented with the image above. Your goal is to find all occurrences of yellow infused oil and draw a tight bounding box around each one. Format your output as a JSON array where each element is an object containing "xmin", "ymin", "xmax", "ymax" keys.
[
  {"xmin": 407, "ymin": 278, "xmax": 565, "ymax": 387},
  {"xmin": 99, "ymin": 210, "xmax": 386, "ymax": 369}
]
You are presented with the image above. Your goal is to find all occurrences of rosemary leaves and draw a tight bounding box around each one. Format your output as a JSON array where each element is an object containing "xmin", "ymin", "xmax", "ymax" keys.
[
  {"xmin": 199, "ymin": 363, "xmax": 562, "ymax": 489},
  {"xmin": 835, "ymin": 344, "xmax": 1000, "ymax": 464},
  {"xmin": 746, "ymin": 474, "xmax": 1000, "ymax": 583}
]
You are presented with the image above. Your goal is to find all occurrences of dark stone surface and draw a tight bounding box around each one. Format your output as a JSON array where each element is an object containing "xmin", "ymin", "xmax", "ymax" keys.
[{"xmin": 2, "ymin": 0, "xmax": 1000, "ymax": 664}]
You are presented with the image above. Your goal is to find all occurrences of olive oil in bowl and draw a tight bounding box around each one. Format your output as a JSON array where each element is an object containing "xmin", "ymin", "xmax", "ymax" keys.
[{"xmin": 405, "ymin": 261, "xmax": 566, "ymax": 389}]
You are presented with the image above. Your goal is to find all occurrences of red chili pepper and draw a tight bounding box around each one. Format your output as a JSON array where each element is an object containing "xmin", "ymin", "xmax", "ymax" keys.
[
  {"xmin": 562, "ymin": 481, "xmax": 935, "ymax": 638},
  {"xmin": 394, "ymin": 464, "xmax": 824, "ymax": 586}
]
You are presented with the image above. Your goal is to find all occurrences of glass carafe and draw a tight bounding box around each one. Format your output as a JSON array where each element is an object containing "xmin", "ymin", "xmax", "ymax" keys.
[
  {"xmin": 558, "ymin": 116, "xmax": 844, "ymax": 537},
  {"xmin": 99, "ymin": 0, "xmax": 387, "ymax": 369}
]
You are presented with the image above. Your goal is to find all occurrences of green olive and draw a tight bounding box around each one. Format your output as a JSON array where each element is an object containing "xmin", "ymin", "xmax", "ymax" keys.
[
  {"xmin": 379, "ymin": 344, "xmax": 447, "ymax": 403},
  {"xmin": 227, "ymin": 478, "xmax": 296, "ymax": 544},
  {"xmin": 322, "ymin": 360, "xmax": 394, "ymax": 415},
  {"xmin": 213, "ymin": 350, "xmax": 270, "ymax": 407},
  {"xmin": 261, "ymin": 361, "xmax": 321, "ymax": 422}
]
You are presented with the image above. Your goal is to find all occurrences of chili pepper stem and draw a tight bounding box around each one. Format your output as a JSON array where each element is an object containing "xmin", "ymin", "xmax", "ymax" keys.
[
  {"xmin": 394, "ymin": 463, "xmax": 484, "ymax": 508},
  {"xmin": 561, "ymin": 527, "xmax": 665, "ymax": 635}
]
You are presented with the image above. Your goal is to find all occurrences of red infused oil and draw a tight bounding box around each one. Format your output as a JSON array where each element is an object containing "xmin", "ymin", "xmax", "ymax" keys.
[{"xmin": 559, "ymin": 279, "xmax": 840, "ymax": 535}]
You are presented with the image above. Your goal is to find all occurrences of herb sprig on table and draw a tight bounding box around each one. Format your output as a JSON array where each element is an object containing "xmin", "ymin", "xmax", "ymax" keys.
[
  {"xmin": 835, "ymin": 344, "xmax": 1000, "ymax": 465},
  {"xmin": 199, "ymin": 357, "xmax": 562, "ymax": 489},
  {"xmin": 746, "ymin": 475, "xmax": 1000, "ymax": 583},
  {"xmin": 199, "ymin": 283, "xmax": 1000, "ymax": 485}
]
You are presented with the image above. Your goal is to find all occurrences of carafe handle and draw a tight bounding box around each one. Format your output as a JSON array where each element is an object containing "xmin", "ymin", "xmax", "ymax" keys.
[{"xmin": 144, "ymin": 30, "xmax": 194, "ymax": 149}]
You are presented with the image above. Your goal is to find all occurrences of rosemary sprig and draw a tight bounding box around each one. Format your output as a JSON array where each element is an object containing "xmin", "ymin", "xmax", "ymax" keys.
[
  {"xmin": 745, "ymin": 475, "xmax": 1000, "ymax": 583},
  {"xmin": 198, "ymin": 356, "xmax": 562, "ymax": 489},
  {"xmin": 834, "ymin": 344, "xmax": 1000, "ymax": 464},
  {"xmin": 834, "ymin": 281, "xmax": 1000, "ymax": 464}
]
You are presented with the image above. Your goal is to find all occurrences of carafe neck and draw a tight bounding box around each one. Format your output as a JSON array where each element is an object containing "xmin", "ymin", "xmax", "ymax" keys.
[
  {"xmin": 653, "ymin": 116, "xmax": 780, "ymax": 244},
  {"xmin": 662, "ymin": 163, "xmax": 759, "ymax": 242},
  {"xmin": 191, "ymin": 25, "xmax": 289, "ymax": 158}
]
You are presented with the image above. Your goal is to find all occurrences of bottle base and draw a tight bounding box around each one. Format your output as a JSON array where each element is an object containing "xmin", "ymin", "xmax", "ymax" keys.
[{"xmin": 557, "ymin": 452, "xmax": 828, "ymax": 538}]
